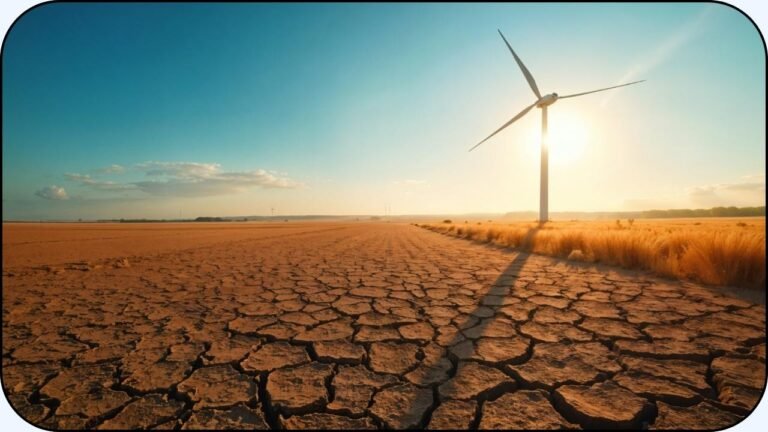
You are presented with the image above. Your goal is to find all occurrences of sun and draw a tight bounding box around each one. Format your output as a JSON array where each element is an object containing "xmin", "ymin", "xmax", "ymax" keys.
[{"xmin": 525, "ymin": 111, "xmax": 589, "ymax": 165}]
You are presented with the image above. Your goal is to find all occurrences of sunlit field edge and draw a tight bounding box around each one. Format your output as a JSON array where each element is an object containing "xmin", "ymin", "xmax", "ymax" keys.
[{"xmin": 417, "ymin": 218, "xmax": 766, "ymax": 290}]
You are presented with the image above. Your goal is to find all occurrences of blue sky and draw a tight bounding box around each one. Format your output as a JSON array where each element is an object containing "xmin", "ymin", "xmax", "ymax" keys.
[{"xmin": 2, "ymin": 3, "xmax": 765, "ymax": 219}]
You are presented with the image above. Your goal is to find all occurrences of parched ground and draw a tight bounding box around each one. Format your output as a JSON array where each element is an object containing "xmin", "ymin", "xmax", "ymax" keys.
[{"xmin": 2, "ymin": 222, "xmax": 766, "ymax": 430}]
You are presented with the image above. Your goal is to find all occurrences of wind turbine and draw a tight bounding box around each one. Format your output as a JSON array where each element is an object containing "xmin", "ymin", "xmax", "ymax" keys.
[{"xmin": 470, "ymin": 30, "xmax": 644, "ymax": 222}]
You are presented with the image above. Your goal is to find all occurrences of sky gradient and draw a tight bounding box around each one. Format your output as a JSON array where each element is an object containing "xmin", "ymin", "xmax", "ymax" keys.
[{"xmin": 2, "ymin": 3, "xmax": 765, "ymax": 220}]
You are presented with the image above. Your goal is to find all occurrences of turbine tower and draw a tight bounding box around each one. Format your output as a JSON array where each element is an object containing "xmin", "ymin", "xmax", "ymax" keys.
[{"xmin": 470, "ymin": 30, "xmax": 645, "ymax": 222}]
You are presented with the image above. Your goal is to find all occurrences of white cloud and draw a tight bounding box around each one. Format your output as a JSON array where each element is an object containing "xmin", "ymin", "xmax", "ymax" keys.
[
  {"xmin": 95, "ymin": 164, "xmax": 125, "ymax": 174},
  {"xmin": 64, "ymin": 161, "xmax": 302, "ymax": 198},
  {"xmin": 623, "ymin": 176, "xmax": 766, "ymax": 210},
  {"xmin": 136, "ymin": 161, "xmax": 220, "ymax": 178},
  {"xmin": 35, "ymin": 185, "xmax": 69, "ymax": 200},
  {"xmin": 65, "ymin": 173, "xmax": 137, "ymax": 191},
  {"xmin": 741, "ymin": 173, "xmax": 766, "ymax": 182},
  {"xmin": 216, "ymin": 170, "xmax": 302, "ymax": 189},
  {"xmin": 133, "ymin": 170, "xmax": 300, "ymax": 197},
  {"xmin": 687, "ymin": 181, "xmax": 765, "ymax": 195},
  {"xmin": 686, "ymin": 180, "xmax": 765, "ymax": 207}
]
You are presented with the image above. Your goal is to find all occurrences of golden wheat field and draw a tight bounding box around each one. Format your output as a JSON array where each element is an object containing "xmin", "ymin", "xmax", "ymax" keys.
[{"xmin": 418, "ymin": 217, "xmax": 766, "ymax": 289}]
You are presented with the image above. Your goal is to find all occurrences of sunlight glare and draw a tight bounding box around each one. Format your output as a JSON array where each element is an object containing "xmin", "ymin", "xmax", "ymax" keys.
[{"xmin": 525, "ymin": 110, "xmax": 589, "ymax": 165}]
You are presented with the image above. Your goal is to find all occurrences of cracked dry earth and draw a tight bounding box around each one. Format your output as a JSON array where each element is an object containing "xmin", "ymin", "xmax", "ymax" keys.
[{"xmin": 2, "ymin": 222, "xmax": 766, "ymax": 430}]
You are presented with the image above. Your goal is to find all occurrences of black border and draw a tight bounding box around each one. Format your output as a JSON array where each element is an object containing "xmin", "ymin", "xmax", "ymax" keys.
[{"xmin": 0, "ymin": 1, "xmax": 766, "ymax": 431}]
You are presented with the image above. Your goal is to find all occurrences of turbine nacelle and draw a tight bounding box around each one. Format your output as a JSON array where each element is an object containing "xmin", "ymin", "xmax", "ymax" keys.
[{"xmin": 536, "ymin": 93, "xmax": 558, "ymax": 108}]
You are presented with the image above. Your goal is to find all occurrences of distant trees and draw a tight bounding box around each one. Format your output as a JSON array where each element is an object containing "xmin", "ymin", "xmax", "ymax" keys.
[
  {"xmin": 641, "ymin": 206, "xmax": 765, "ymax": 218},
  {"xmin": 503, "ymin": 206, "xmax": 765, "ymax": 220}
]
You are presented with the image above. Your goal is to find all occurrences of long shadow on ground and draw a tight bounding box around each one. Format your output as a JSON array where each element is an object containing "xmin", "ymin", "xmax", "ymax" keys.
[{"xmin": 389, "ymin": 247, "xmax": 537, "ymax": 429}]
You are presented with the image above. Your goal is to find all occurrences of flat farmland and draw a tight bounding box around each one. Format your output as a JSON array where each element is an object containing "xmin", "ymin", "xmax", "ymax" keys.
[
  {"xmin": 2, "ymin": 222, "xmax": 357, "ymax": 269},
  {"xmin": 1, "ymin": 222, "xmax": 765, "ymax": 429}
]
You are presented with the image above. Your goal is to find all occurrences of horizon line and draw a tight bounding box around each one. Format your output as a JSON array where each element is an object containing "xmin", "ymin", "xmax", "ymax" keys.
[{"xmin": 3, "ymin": 205, "xmax": 765, "ymax": 223}]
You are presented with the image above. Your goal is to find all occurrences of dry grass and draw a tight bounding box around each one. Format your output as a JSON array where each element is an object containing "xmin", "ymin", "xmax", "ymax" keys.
[{"xmin": 418, "ymin": 218, "xmax": 766, "ymax": 289}]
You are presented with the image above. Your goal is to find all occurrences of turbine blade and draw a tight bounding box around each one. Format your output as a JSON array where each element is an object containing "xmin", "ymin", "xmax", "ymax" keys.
[
  {"xmin": 498, "ymin": 30, "xmax": 542, "ymax": 99},
  {"xmin": 469, "ymin": 102, "xmax": 537, "ymax": 152},
  {"xmin": 558, "ymin": 80, "xmax": 645, "ymax": 99}
]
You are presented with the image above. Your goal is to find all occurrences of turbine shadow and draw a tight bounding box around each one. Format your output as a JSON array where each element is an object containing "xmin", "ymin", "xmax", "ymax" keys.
[{"xmin": 397, "ymin": 244, "xmax": 536, "ymax": 428}]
